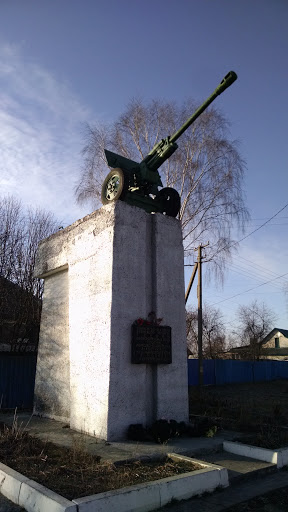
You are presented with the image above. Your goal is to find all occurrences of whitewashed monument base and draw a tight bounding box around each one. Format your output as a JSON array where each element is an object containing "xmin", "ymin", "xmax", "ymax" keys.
[{"xmin": 34, "ymin": 202, "xmax": 188, "ymax": 441}]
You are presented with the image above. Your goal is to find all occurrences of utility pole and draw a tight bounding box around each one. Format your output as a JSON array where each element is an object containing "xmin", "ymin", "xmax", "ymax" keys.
[
  {"xmin": 185, "ymin": 261, "xmax": 198, "ymax": 304},
  {"xmin": 195, "ymin": 243, "xmax": 209, "ymax": 387},
  {"xmin": 185, "ymin": 243, "xmax": 209, "ymax": 386}
]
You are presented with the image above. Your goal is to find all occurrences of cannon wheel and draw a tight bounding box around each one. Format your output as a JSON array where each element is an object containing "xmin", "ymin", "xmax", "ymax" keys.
[
  {"xmin": 101, "ymin": 168, "xmax": 128, "ymax": 205},
  {"xmin": 156, "ymin": 187, "xmax": 181, "ymax": 217}
]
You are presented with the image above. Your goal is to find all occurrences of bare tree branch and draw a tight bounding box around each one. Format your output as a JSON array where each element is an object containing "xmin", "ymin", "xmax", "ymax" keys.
[
  {"xmin": 75, "ymin": 98, "xmax": 250, "ymax": 278},
  {"xmin": 187, "ymin": 303, "xmax": 226, "ymax": 359},
  {"xmin": 0, "ymin": 195, "xmax": 58, "ymax": 346}
]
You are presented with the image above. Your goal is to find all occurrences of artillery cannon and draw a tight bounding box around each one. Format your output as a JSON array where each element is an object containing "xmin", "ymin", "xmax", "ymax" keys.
[{"xmin": 101, "ymin": 71, "xmax": 237, "ymax": 217}]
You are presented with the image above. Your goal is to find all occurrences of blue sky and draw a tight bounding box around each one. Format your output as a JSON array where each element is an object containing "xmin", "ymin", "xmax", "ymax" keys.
[{"xmin": 0, "ymin": 0, "xmax": 287, "ymax": 334}]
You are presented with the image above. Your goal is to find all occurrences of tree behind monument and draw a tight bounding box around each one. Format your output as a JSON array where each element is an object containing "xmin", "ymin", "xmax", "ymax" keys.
[{"xmin": 75, "ymin": 97, "xmax": 249, "ymax": 277}]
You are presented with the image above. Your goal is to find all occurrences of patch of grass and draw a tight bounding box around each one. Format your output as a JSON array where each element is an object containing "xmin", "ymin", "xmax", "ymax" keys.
[{"xmin": 0, "ymin": 421, "xmax": 201, "ymax": 500}]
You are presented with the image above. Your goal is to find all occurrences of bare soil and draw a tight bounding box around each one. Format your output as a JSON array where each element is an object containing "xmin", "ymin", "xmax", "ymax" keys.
[
  {"xmin": 188, "ymin": 379, "xmax": 288, "ymax": 511},
  {"xmin": 0, "ymin": 425, "xmax": 200, "ymax": 500},
  {"xmin": 189, "ymin": 379, "xmax": 288, "ymax": 431}
]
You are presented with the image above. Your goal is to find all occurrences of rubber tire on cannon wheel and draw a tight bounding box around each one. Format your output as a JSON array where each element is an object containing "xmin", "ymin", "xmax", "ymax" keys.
[
  {"xmin": 101, "ymin": 168, "xmax": 128, "ymax": 205},
  {"xmin": 157, "ymin": 187, "xmax": 181, "ymax": 217}
]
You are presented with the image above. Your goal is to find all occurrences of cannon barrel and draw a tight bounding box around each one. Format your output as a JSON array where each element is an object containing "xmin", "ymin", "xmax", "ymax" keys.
[{"xmin": 170, "ymin": 71, "xmax": 237, "ymax": 144}]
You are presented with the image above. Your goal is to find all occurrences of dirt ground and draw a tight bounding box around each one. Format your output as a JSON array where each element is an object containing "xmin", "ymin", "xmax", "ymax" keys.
[
  {"xmin": 189, "ymin": 379, "xmax": 288, "ymax": 511},
  {"xmin": 0, "ymin": 425, "xmax": 200, "ymax": 500},
  {"xmin": 189, "ymin": 379, "xmax": 288, "ymax": 429}
]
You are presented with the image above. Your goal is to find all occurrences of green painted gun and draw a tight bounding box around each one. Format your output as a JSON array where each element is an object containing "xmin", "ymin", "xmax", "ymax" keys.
[{"xmin": 101, "ymin": 71, "xmax": 237, "ymax": 217}]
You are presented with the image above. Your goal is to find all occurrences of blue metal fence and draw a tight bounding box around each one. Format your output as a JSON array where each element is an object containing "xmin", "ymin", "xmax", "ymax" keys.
[
  {"xmin": 1, "ymin": 355, "xmax": 288, "ymax": 408},
  {"xmin": 0, "ymin": 353, "xmax": 37, "ymax": 409},
  {"xmin": 188, "ymin": 359, "xmax": 288, "ymax": 386}
]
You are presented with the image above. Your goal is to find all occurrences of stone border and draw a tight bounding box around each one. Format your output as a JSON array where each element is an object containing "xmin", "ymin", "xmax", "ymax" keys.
[
  {"xmin": 0, "ymin": 462, "xmax": 76, "ymax": 512},
  {"xmin": 0, "ymin": 454, "xmax": 228, "ymax": 512},
  {"xmin": 224, "ymin": 440, "xmax": 288, "ymax": 468},
  {"xmin": 73, "ymin": 454, "xmax": 228, "ymax": 512}
]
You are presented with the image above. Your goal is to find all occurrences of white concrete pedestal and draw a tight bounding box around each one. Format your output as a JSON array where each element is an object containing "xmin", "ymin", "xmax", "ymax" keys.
[{"xmin": 34, "ymin": 202, "xmax": 189, "ymax": 441}]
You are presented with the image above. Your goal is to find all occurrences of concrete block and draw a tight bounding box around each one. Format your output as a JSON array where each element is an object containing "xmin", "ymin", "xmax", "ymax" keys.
[
  {"xmin": 34, "ymin": 202, "xmax": 189, "ymax": 441},
  {"xmin": 159, "ymin": 468, "xmax": 225, "ymax": 503},
  {"xmin": 223, "ymin": 440, "xmax": 288, "ymax": 468},
  {"xmin": 0, "ymin": 462, "xmax": 29, "ymax": 504},
  {"xmin": 74, "ymin": 482, "xmax": 161, "ymax": 512},
  {"xmin": 34, "ymin": 269, "xmax": 70, "ymax": 423},
  {"xmin": 19, "ymin": 479, "xmax": 77, "ymax": 512},
  {"xmin": 279, "ymin": 447, "xmax": 288, "ymax": 467}
]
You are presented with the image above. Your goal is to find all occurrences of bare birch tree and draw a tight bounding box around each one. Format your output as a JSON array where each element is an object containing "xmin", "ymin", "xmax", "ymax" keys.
[
  {"xmin": 237, "ymin": 300, "xmax": 276, "ymax": 345},
  {"xmin": 187, "ymin": 304, "xmax": 226, "ymax": 359},
  {"xmin": 75, "ymin": 98, "xmax": 249, "ymax": 275}
]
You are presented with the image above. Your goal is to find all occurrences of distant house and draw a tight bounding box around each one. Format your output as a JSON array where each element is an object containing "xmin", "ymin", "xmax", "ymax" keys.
[
  {"xmin": 259, "ymin": 328, "xmax": 288, "ymax": 360},
  {"xmin": 226, "ymin": 328, "xmax": 288, "ymax": 361},
  {"xmin": 0, "ymin": 276, "xmax": 39, "ymax": 352}
]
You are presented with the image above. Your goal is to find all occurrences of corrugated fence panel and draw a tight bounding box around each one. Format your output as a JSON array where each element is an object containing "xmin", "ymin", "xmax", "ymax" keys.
[
  {"xmin": 253, "ymin": 361, "xmax": 271, "ymax": 382},
  {"xmin": 203, "ymin": 360, "xmax": 215, "ymax": 386},
  {"xmin": 2, "ymin": 356, "xmax": 288, "ymax": 405},
  {"xmin": 274, "ymin": 361, "xmax": 288, "ymax": 379},
  {"xmin": 187, "ymin": 359, "xmax": 214, "ymax": 386},
  {"xmin": 0, "ymin": 354, "xmax": 37, "ymax": 409},
  {"xmin": 187, "ymin": 359, "xmax": 198, "ymax": 386},
  {"xmin": 188, "ymin": 359, "xmax": 288, "ymax": 386},
  {"xmin": 188, "ymin": 359, "xmax": 216, "ymax": 386},
  {"xmin": 215, "ymin": 360, "xmax": 253, "ymax": 385}
]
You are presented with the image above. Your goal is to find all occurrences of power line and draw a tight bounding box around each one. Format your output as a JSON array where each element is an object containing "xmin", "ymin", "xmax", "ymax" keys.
[
  {"xmin": 210, "ymin": 271, "xmax": 288, "ymax": 307},
  {"xmin": 208, "ymin": 201, "xmax": 288, "ymax": 260},
  {"xmin": 227, "ymin": 263, "xmax": 287, "ymax": 290},
  {"xmin": 236, "ymin": 202, "xmax": 288, "ymax": 244},
  {"xmin": 246, "ymin": 223, "xmax": 288, "ymax": 227},
  {"xmin": 236, "ymin": 254, "xmax": 286, "ymax": 279},
  {"xmin": 249, "ymin": 216, "xmax": 288, "ymax": 221}
]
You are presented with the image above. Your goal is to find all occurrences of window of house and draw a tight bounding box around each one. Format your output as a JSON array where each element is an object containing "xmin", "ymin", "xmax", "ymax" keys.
[{"xmin": 275, "ymin": 338, "xmax": 280, "ymax": 349}]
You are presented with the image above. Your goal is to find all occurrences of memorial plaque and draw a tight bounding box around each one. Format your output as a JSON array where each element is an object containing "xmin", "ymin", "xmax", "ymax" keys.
[{"xmin": 131, "ymin": 324, "xmax": 172, "ymax": 364}]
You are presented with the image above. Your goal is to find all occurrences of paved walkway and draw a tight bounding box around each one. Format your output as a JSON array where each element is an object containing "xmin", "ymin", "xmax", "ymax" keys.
[
  {"xmin": 156, "ymin": 471, "xmax": 288, "ymax": 511},
  {"xmin": 0, "ymin": 412, "xmax": 239, "ymax": 461},
  {"xmin": 0, "ymin": 495, "xmax": 24, "ymax": 512}
]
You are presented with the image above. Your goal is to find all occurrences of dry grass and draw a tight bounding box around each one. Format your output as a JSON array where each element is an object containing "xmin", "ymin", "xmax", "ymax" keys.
[
  {"xmin": 236, "ymin": 425, "xmax": 288, "ymax": 450},
  {"xmin": 0, "ymin": 419, "xmax": 200, "ymax": 500},
  {"xmin": 189, "ymin": 379, "xmax": 288, "ymax": 431}
]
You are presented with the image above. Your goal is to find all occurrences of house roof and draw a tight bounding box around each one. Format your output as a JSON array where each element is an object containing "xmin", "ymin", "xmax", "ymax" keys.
[
  {"xmin": 261, "ymin": 328, "xmax": 288, "ymax": 345},
  {"xmin": 225, "ymin": 327, "xmax": 288, "ymax": 354},
  {"xmin": 277, "ymin": 328, "xmax": 288, "ymax": 337}
]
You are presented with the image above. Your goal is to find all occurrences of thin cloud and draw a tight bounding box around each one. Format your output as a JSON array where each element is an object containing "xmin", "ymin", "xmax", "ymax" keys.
[{"xmin": 0, "ymin": 42, "xmax": 93, "ymax": 224}]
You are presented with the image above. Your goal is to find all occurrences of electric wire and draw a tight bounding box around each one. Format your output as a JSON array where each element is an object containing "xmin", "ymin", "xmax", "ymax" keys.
[
  {"xmin": 208, "ymin": 201, "xmax": 288, "ymax": 260},
  {"xmin": 236, "ymin": 253, "xmax": 287, "ymax": 279},
  {"xmin": 210, "ymin": 271, "xmax": 288, "ymax": 307},
  {"xmin": 227, "ymin": 263, "xmax": 288, "ymax": 290}
]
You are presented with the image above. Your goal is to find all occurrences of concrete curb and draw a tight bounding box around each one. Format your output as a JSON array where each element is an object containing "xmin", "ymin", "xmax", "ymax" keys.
[
  {"xmin": 73, "ymin": 455, "xmax": 228, "ymax": 512},
  {"xmin": 0, "ymin": 462, "xmax": 76, "ymax": 512},
  {"xmin": 0, "ymin": 455, "xmax": 228, "ymax": 512},
  {"xmin": 224, "ymin": 440, "xmax": 288, "ymax": 468}
]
